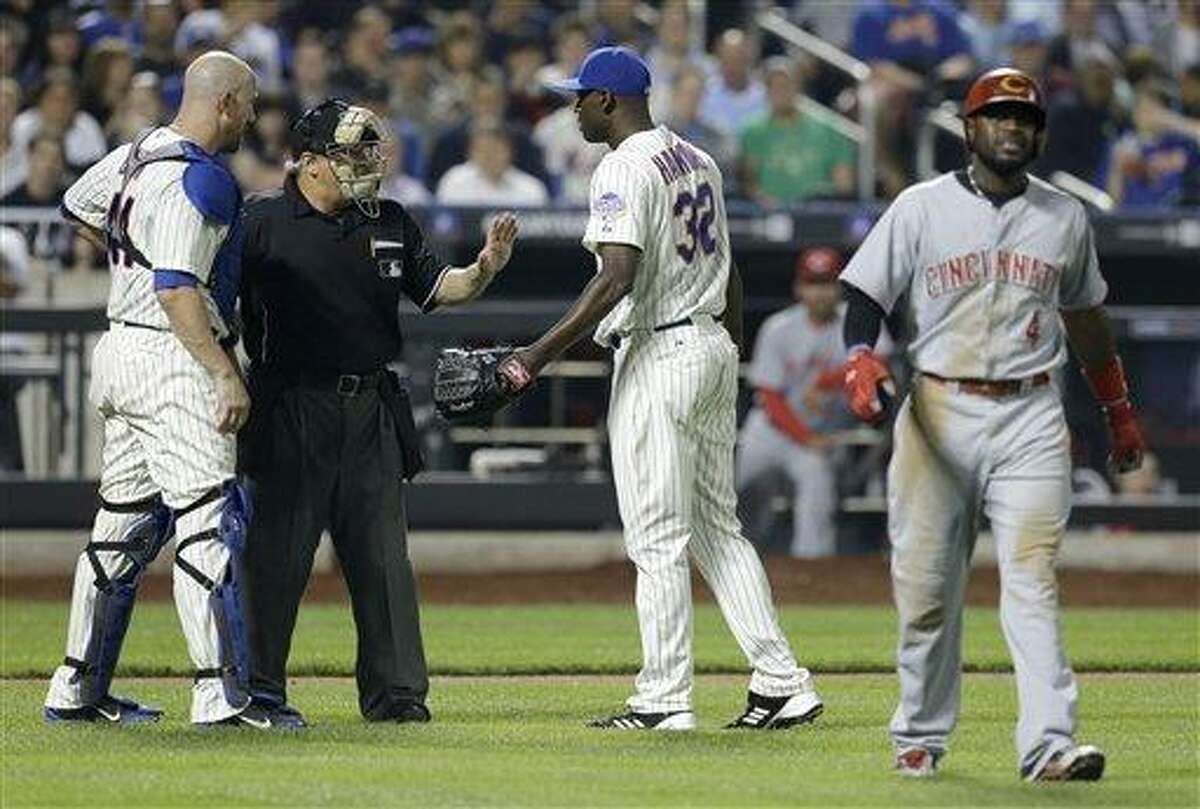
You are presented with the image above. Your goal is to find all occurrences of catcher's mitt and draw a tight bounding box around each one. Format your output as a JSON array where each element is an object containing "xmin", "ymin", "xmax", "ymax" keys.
[{"xmin": 433, "ymin": 347, "xmax": 522, "ymax": 423}]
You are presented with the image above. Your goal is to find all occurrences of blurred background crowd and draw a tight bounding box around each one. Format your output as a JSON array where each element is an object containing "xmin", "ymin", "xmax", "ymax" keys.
[{"xmin": 1, "ymin": 0, "xmax": 1197, "ymax": 230}]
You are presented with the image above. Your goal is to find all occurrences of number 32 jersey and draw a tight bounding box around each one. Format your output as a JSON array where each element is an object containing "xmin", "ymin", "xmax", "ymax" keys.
[
  {"xmin": 585, "ymin": 126, "xmax": 729, "ymax": 347},
  {"xmin": 840, "ymin": 172, "xmax": 1109, "ymax": 380}
]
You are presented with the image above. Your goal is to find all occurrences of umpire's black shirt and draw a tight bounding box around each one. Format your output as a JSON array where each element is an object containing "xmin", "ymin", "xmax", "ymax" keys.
[{"xmin": 240, "ymin": 175, "xmax": 448, "ymax": 373}]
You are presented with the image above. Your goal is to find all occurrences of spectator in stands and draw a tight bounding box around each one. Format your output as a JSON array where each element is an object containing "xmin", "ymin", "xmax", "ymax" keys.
[
  {"xmin": 533, "ymin": 94, "xmax": 608, "ymax": 205},
  {"xmin": 484, "ymin": 0, "xmax": 553, "ymax": 66},
  {"xmin": 851, "ymin": 0, "xmax": 974, "ymax": 197},
  {"xmin": 593, "ymin": 0, "xmax": 653, "ymax": 51},
  {"xmin": 664, "ymin": 63, "xmax": 737, "ymax": 189},
  {"xmin": 1168, "ymin": 1, "xmax": 1199, "ymax": 77},
  {"xmin": 738, "ymin": 58, "xmax": 856, "ymax": 205},
  {"xmin": 1007, "ymin": 20, "xmax": 1051, "ymax": 86},
  {"xmin": 1045, "ymin": 0, "xmax": 1150, "ymax": 96},
  {"xmin": 174, "ymin": 7, "xmax": 226, "ymax": 63},
  {"xmin": 79, "ymin": 37, "xmax": 134, "ymax": 127},
  {"xmin": 2, "ymin": 132, "xmax": 84, "ymax": 269},
  {"xmin": 17, "ymin": 10, "xmax": 82, "ymax": 90},
  {"xmin": 11, "ymin": 68, "xmax": 106, "ymax": 176},
  {"xmin": 0, "ymin": 226, "xmax": 32, "ymax": 473},
  {"xmin": 245, "ymin": 91, "xmax": 290, "ymax": 169},
  {"xmin": 0, "ymin": 77, "xmax": 25, "ymax": 198},
  {"xmin": 645, "ymin": 0, "xmax": 708, "ymax": 119},
  {"xmin": 134, "ymin": 0, "xmax": 182, "ymax": 110},
  {"xmin": 104, "ymin": 71, "xmax": 164, "ymax": 147},
  {"xmin": 1102, "ymin": 73, "xmax": 1200, "ymax": 208},
  {"xmin": 225, "ymin": 0, "xmax": 285, "ymax": 93},
  {"xmin": 700, "ymin": 28, "xmax": 767, "ymax": 136},
  {"xmin": 505, "ymin": 30, "xmax": 554, "ymax": 126},
  {"xmin": 1035, "ymin": 44, "xmax": 1123, "ymax": 186},
  {"xmin": 77, "ymin": 0, "xmax": 137, "ymax": 47},
  {"xmin": 1183, "ymin": 64, "xmax": 1200, "ymax": 118},
  {"xmin": 430, "ymin": 11, "xmax": 495, "ymax": 129},
  {"xmin": 381, "ymin": 133, "xmax": 432, "ymax": 207},
  {"xmin": 436, "ymin": 124, "xmax": 548, "ymax": 207},
  {"xmin": 330, "ymin": 4, "xmax": 392, "ymax": 97},
  {"xmin": 960, "ymin": 0, "xmax": 1009, "ymax": 69},
  {"xmin": 289, "ymin": 30, "xmax": 332, "ymax": 115},
  {"xmin": 536, "ymin": 14, "xmax": 592, "ymax": 90},
  {"xmin": 388, "ymin": 27, "xmax": 438, "ymax": 175},
  {"xmin": 427, "ymin": 73, "xmax": 547, "ymax": 191},
  {"xmin": 0, "ymin": 16, "xmax": 28, "ymax": 85}
]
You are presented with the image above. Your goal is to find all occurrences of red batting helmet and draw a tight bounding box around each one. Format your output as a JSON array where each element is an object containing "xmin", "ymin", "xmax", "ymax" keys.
[
  {"xmin": 962, "ymin": 67, "xmax": 1045, "ymax": 124},
  {"xmin": 794, "ymin": 247, "xmax": 844, "ymax": 284}
]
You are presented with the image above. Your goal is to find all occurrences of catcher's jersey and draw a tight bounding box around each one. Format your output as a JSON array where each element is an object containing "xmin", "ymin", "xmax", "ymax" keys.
[
  {"xmin": 62, "ymin": 127, "xmax": 239, "ymax": 339},
  {"xmin": 841, "ymin": 172, "xmax": 1108, "ymax": 380},
  {"xmin": 585, "ymin": 125, "xmax": 729, "ymax": 347}
]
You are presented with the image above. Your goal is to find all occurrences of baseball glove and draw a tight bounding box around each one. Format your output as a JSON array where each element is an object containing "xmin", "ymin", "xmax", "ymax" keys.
[{"xmin": 433, "ymin": 347, "xmax": 522, "ymax": 423}]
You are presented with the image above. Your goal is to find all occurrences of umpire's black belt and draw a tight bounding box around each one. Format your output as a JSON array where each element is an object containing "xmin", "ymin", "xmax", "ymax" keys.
[
  {"xmin": 279, "ymin": 369, "xmax": 387, "ymax": 397},
  {"xmin": 609, "ymin": 316, "xmax": 703, "ymax": 350}
]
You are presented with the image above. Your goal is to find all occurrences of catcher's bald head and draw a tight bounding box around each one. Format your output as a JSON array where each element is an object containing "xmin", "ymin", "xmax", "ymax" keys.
[{"xmin": 174, "ymin": 50, "xmax": 257, "ymax": 154}]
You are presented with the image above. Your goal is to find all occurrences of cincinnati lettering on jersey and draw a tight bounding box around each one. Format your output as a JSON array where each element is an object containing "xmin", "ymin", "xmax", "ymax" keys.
[
  {"xmin": 924, "ymin": 249, "xmax": 1061, "ymax": 299},
  {"xmin": 650, "ymin": 141, "xmax": 704, "ymax": 184}
]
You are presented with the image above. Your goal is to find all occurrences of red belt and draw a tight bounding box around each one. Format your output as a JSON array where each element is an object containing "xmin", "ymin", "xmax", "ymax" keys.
[{"xmin": 923, "ymin": 371, "xmax": 1050, "ymax": 397}]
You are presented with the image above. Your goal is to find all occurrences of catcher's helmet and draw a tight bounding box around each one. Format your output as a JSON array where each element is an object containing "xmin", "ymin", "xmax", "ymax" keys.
[
  {"xmin": 290, "ymin": 98, "xmax": 390, "ymax": 218},
  {"xmin": 962, "ymin": 68, "xmax": 1045, "ymax": 125}
]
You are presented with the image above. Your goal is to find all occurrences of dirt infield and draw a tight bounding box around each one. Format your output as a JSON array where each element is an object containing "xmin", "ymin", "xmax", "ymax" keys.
[{"xmin": 5, "ymin": 554, "xmax": 1197, "ymax": 607}]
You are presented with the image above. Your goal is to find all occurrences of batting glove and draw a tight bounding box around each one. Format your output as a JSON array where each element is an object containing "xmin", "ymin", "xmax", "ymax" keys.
[
  {"xmin": 843, "ymin": 347, "xmax": 895, "ymax": 426},
  {"xmin": 1084, "ymin": 357, "xmax": 1145, "ymax": 474}
]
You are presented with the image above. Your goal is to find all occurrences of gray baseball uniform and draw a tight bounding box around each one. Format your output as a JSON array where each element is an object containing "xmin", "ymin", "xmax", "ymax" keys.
[
  {"xmin": 737, "ymin": 304, "xmax": 855, "ymax": 557},
  {"xmin": 840, "ymin": 171, "xmax": 1107, "ymax": 774}
]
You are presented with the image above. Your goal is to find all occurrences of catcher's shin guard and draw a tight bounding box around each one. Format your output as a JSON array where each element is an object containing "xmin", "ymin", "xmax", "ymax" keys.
[
  {"xmin": 62, "ymin": 495, "xmax": 175, "ymax": 704},
  {"xmin": 174, "ymin": 480, "xmax": 253, "ymax": 708}
]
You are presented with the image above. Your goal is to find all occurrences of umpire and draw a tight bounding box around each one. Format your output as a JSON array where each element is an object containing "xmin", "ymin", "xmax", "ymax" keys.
[{"xmin": 238, "ymin": 99, "xmax": 518, "ymax": 726}]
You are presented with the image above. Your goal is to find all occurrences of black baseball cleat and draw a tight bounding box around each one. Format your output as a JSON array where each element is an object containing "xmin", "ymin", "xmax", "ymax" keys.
[
  {"xmin": 388, "ymin": 702, "xmax": 432, "ymax": 724},
  {"xmin": 1024, "ymin": 745, "xmax": 1106, "ymax": 782},
  {"xmin": 44, "ymin": 694, "xmax": 163, "ymax": 724},
  {"xmin": 249, "ymin": 695, "xmax": 309, "ymax": 730},
  {"xmin": 587, "ymin": 709, "xmax": 697, "ymax": 730},
  {"xmin": 725, "ymin": 690, "xmax": 823, "ymax": 729},
  {"xmin": 203, "ymin": 702, "xmax": 278, "ymax": 729}
]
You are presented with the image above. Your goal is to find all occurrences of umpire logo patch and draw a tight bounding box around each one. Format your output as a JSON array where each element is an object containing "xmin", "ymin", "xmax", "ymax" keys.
[{"xmin": 370, "ymin": 237, "xmax": 405, "ymax": 279}]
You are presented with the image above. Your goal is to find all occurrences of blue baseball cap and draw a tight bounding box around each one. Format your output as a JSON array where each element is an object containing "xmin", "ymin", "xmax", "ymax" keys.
[{"xmin": 548, "ymin": 46, "xmax": 651, "ymax": 97}]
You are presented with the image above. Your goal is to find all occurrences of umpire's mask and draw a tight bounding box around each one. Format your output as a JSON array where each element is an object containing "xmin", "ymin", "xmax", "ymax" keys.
[{"xmin": 291, "ymin": 99, "xmax": 390, "ymax": 218}]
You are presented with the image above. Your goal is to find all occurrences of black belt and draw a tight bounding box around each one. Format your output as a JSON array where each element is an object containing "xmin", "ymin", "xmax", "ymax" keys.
[
  {"xmin": 609, "ymin": 317, "xmax": 699, "ymax": 350},
  {"xmin": 279, "ymin": 369, "xmax": 388, "ymax": 396},
  {"xmin": 111, "ymin": 319, "xmax": 237, "ymax": 349}
]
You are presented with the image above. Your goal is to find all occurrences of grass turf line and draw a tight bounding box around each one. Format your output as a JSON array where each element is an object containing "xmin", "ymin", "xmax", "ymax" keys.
[
  {"xmin": 3, "ymin": 674, "xmax": 1197, "ymax": 807},
  {"xmin": 2, "ymin": 602, "xmax": 1197, "ymax": 678}
]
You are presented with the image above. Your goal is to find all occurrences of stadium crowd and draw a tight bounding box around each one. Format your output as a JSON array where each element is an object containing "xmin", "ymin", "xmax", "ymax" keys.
[{"xmin": 0, "ymin": 0, "xmax": 1196, "ymax": 230}]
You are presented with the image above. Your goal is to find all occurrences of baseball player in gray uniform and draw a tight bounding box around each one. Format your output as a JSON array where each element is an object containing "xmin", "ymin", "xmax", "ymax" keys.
[
  {"xmin": 500, "ymin": 46, "xmax": 823, "ymax": 730},
  {"xmin": 737, "ymin": 248, "xmax": 859, "ymax": 558},
  {"xmin": 45, "ymin": 52, "xmax": 270, "ymax": 727},
  {"xmin": 839, "ymin": 68, "xmax": 1146, "ymax": 780}
]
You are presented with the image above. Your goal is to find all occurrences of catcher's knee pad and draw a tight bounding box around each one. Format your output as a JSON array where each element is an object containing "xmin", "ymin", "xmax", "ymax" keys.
[
  {"xmin": 174, "ymin": 479, "xmax": 253, "ymax": 704},
  {"xmin": 66, "ymin": 494, "xmax": 174, "ymax": 704}
]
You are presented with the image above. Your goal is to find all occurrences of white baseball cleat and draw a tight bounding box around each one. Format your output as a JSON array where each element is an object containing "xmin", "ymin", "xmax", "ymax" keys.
[
  {"xmin": 1025, "ymin": 744, "xmax": 1106, "ymax": 782},
  {"xmin": 725, "ymin": 689, "xmax": 824, "ymax": 729},
  {"xmin": 895, "ymin": 746, "xmax": 939, "ymax": 777},
  {"xmin": 587, "ymin": 709, "xmax": 697, "ymax": 730}
]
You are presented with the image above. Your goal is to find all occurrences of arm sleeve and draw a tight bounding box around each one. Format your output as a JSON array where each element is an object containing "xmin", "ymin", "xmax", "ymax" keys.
[
  {"xmin": 141, "ymin": 180, "xmax": 227, "ymax": 284},
  {"xmin": 61, "ymin": 145, "xmax": 128, "ymax": 230},
  {"xmin": 399, "ymin": 207, "xmax": 450, "ymax": 313},
  {"xmin": 842, "ymin": 282, "xmax": 887, "ymax": 350},
  {"xmin": 582, "ymin": 157, "xmax": 650, "ymax": 254},
  {"xmin": 1058, "ymin": 206, "xmax": 1108, "ymax": 311},
  {"xmin": 838, "ymin": 193, "xmax": 920, "ymax": 313},
  {"xmin": 747, "ymin": 318, "xmax": 786, "ymax": 389}
]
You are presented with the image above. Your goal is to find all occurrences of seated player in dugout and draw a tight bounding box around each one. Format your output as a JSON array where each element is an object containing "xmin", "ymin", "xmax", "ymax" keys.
[
  {"xmin": 237, "ymin": 98, "xmax": 519, "ymax": 727},
  {"xmin": 736, "ymin": 247, "xmax": 890, "ymax": 558}
]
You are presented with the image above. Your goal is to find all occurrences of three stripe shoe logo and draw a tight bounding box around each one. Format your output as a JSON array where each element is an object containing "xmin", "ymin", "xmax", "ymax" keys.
[{"xmin": 744, "ymin": 706, "xmax": 771, "ymax": 726}]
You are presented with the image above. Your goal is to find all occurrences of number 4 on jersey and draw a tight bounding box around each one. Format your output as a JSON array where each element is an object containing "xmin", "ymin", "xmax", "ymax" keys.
[{"xmin": 1025, "ymin": 311, "xmax": 1041, "ymax": 346}]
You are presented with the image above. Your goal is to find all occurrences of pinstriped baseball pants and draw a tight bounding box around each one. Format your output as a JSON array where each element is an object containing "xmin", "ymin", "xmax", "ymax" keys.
[
  {"xmin": 608, "ymin": 319, "xmax": 808, "ymax": 712},
  {"xmin": 45, "ymin": 324, "xmax": 246, "ymax": 722}
]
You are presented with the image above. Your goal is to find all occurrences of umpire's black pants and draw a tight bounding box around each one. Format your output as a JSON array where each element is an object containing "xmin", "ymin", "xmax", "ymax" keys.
[{"xmin": 241, "ymin": 382, "xmax": 428, "ymax": 720}]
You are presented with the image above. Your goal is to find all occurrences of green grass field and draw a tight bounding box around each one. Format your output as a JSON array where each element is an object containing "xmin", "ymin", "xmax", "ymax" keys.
[{"xmin": 2, "ymin": 601, "xmax": 1198, "ymax": 807}]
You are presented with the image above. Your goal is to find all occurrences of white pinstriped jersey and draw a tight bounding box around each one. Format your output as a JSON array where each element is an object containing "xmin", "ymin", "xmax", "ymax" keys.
[
  {"xmin": 586, "ymin": 125, "xmax": 729, "ymax": 347},
  {"xmin": 62, "ymin": 127, "xmax": 233, "ymax": 338},
  {"xmin": 840, "ymin": 172, "xmax": 1108, "ymax": 379}
]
